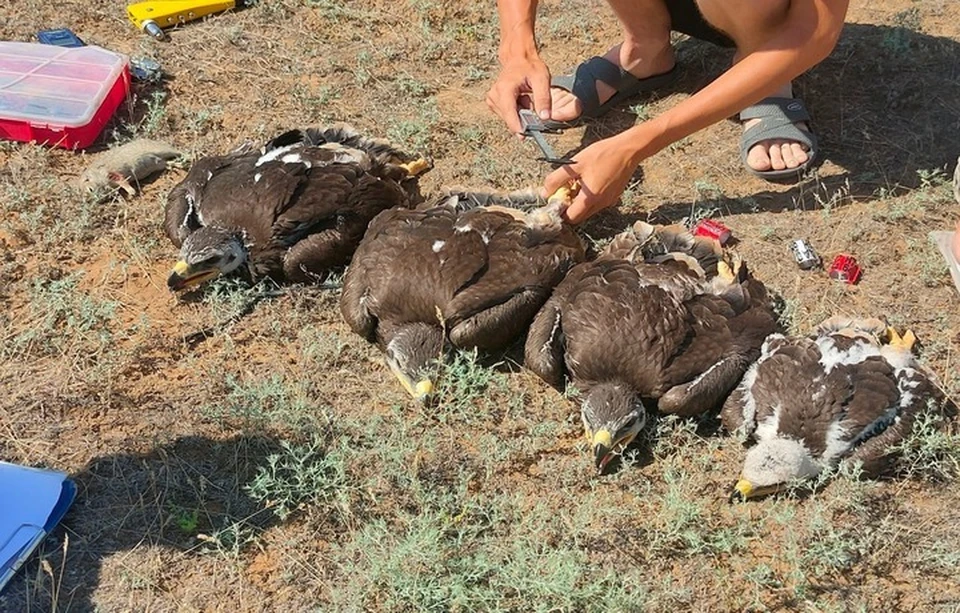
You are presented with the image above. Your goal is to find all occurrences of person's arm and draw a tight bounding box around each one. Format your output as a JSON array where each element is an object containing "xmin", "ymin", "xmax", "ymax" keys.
[
  {"xmin": 487, "ymin": 0, "xmax": 553, "ymax": 133},
  {"xmin": 544, "ymin": 0, "xmax": 849, "ymax": 223},
  {"xmin": 497, "ymin": 0, "xmax": 539, "ymax": 64},
  {"xmin": 636, "ymin": 0, "xmax": 847, "ymax": 160}
]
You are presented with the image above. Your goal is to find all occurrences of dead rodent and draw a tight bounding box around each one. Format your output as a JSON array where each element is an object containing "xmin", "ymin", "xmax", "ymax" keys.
[{"xmin": 80, "ymin": 139, "xmax": 182, "ymax": 197}]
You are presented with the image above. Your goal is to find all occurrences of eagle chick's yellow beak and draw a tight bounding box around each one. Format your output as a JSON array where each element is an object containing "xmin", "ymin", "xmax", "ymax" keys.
[
  {"xmin": 415, "ymin": 379, "xmax": 434, "ymax": 399},
  {"xmin": 167, "ymin": 260, "xmax": 220, "ymax": 292},
  {"xmin": 592, "ymin": 429, "xmax": 614, "ymax": 474},
  {"xmin": 729, "ymin": 479, "xmax": 784, "ymax": 503},
  {"xmin": 731, "ymin": 479, "xmax": 754, "ymax": 502},
  {"xmin": 389, "ymin": 361, "xmax": 435, "ymax": 404}
]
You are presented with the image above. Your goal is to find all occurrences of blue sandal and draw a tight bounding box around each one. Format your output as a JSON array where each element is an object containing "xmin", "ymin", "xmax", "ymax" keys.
[{"xmin": 541, "ymin": 56, "xmax": 677, "ymax": 131}]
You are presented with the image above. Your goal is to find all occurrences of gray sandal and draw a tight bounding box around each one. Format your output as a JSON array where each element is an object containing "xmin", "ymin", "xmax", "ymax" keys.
[
  {"xmin": 739, "ymin": 97, "xmax": 819, "ymax": 180},
  {"xmin": 541, "ymin": 56, "xmax": 677, "ymax": 131}
]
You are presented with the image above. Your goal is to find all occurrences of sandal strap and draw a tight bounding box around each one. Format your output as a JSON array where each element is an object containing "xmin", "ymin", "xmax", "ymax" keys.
[
  {"xmin": 740, "ymin": 97, "xmax": 817, "ymax": 152},
  {"xmin": 551, "ymin": 56, "xmax": 642, "ymax": 115},
  {"xmin": 739, "ymin": 97, "xmax": 812, "ymax": 123}
]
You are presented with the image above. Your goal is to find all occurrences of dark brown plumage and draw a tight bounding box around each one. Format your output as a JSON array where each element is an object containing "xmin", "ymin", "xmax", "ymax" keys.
[
  {"xmin": 163, "ymin": 125, "xmax": 430, "ymax": 291},
  {"xmin": 524, "ymin": 221, "xmax": 778, "ymax": 472},
  {"xmin": 722, "ymin": 317, "xmax": 943, "ymax": 500},
  {"xmin": 340, "ymin": 187, "xmax": 586, "ymax": 401}
]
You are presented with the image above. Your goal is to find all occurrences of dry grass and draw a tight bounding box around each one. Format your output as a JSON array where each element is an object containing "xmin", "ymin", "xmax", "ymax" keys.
[{"xmin": 1, "ymin": 0, "xmax": 960, "ymax": 611}]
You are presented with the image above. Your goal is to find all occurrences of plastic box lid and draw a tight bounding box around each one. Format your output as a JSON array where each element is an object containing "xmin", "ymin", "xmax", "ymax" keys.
[{"xmin": 0, "ymin": 41, "xmax": 128, "ymax": 129}]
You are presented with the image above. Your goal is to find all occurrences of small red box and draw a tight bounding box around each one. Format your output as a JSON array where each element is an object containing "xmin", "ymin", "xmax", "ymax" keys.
[
  {"xmin": 828, "ymin": 254, "xmax": 862, "ymax": 284},
  {"xmin": 694, "ymin": 219, "xmax": 732, "ymax": 245},
  {"xmin": 0, "ymin": 43, "xmax": 131, "ymax": 150}
]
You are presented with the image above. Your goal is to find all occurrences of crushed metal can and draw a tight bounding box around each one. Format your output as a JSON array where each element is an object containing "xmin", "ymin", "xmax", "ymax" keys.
[
  {"xmin": 130, "ymin": 56, "xmax": 163, "ymax": 83},
  {"xmin": 790, "ymin": 239, "xmax": 821, "ymax": 270},
  {"xmin": 828, "ymin": 253, "xmax": 862, "ymax": 285},
  {"xmin": 693, "ymin": 219, "xmax": 732, "ymax": 245}
]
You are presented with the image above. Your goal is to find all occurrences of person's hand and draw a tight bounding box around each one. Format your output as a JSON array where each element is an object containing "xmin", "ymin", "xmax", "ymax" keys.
[
  {"xmin": 486, "ymin": 55, "xmax": 553, "ymax": 135},
  {"xmin": 542, "ymin": 131, "xmax": 647, "ymax": 224}
]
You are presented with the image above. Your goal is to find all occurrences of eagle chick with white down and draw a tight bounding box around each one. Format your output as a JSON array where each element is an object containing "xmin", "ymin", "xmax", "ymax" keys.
[{"xmin": 723, "ymin": 316, "xmax": 944, "ymax": 501}]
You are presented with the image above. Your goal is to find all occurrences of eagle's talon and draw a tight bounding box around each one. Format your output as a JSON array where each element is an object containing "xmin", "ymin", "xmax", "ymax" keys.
[
  {"xmin": 547, "ymin": 181, "xmax": 581, "ymax": 206},
  {"xmin": 718, "ymin": 261, "xmax": 734, "ymax": 282},
  {"xmin": 887, "ymin": 327, "xmax": 917, "ymax": 352},
  {"xmin": 716, "ymin": 252, "xmax": 744, "ymax": 283},
  {"xmin": 399, "ymin": 157, "xmax": 432, "ymax": 177}
]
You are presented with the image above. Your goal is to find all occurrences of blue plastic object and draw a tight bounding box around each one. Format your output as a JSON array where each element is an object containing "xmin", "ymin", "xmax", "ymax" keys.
[
  {"xmin": 37, "ymin": 28, "xmax": 86, "ymax": 48},
  {"xmin": 0, "ymin": 462, "xmax": 76, "ymax": 594}
]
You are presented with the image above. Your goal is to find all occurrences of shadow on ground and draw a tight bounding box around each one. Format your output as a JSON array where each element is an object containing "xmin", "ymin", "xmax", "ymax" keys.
[
  {"xmin": 0, "ymin": 434, "xmax": 284, "ymax": 613},
  {"xmin": 564, "ymin": 23, "xmax": 960, "ymax": 233}
]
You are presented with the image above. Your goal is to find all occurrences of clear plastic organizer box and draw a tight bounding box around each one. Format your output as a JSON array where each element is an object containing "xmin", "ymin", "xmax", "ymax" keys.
[{"xmin": 0, "ymin": 42, "xmax": 130, "ymax": 149}]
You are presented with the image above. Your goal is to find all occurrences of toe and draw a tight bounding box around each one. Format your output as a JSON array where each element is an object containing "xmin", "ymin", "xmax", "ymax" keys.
[
  {"xmin": 549, "ymin": 88, "xmax": 583, "ymax": 122},
  {"xmin": 747, "ymin": 143, "xmax": 772, "ymax": 172},
  {"xmin": 791, "ymin": 142, "xmax": 809, "ymax": 165},
  {"xmin": 780, "ymin": 142, "xmax": 798, "ymax": 168},
  {"xmin": 768, "ymin": 142, "xmax": 786, "ymax": 171}
]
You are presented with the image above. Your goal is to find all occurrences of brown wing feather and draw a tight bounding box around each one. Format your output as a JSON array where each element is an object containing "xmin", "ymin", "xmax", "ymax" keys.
[
  {"xmin": 343, "ymin": 202, "xmax": 583, "ymax": 354},
  {"xmin": 340, "ymin": 207, "xmax": 463, "ymax": 347},
  {"xmin": 164, "ymin": 154, "xmax": 241, "ymax": 247},
  {"xmin": 660, "ymin": 295, "xmax": 735, "ymax": 387},
  {"xmin": 444, "ymin": 213, "xmax": 583, "ymax": 328},
  {"xmin": 340, "ymin": 207, "xmax": 415, "ymax": 340},
  {"xmin": 269, "ymin": 168, "xmax": 412, "ymax": 279},
  {"xmin": 449, "ymin": 288, "xmax": 547, "ymax": 350},
  {"xmin": 730, "ymin": 337, "xmax": 826, "ymax": 439},
  {"xmin": 843, "ymin": 367, "xmax": 941, "ymax": 477},
  {"xmin": 555, "ymin": 260, "xmax": 689, "ymax": 395},
  {"xmin": 523, "ymin": 291, "xmax": 570, "ymax": 390}
]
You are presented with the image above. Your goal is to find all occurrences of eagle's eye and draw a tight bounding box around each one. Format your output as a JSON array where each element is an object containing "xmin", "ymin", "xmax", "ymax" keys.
[{"xmin": 617, "ymin": 415, "xmax": 639, "ymax": 436}]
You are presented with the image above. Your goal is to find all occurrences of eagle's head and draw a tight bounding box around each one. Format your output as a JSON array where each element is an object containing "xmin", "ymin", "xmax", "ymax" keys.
[
  {"xmin": 385, "ymin": 322, "xmax": 444, "ymax": 403},
  {"xmin": 732, "ymin": 437, "xmax": 822, "ymax": 501},
  {"xmin": 580, "ymin": 383, "xmax": 646, "ymax": 474},
  {"xmin": 168, "ymin": 226, "xmax": 248, "ymax": 291}
]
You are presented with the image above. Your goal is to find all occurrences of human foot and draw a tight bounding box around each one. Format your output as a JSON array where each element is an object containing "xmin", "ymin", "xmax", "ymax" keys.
[
  {"xmin": 548, "ymin": 41, "xmax": 676, "ymax": 124},
  {"xmin": 741, "ymin": 83, "xmax": 813, "ymax": 174}
]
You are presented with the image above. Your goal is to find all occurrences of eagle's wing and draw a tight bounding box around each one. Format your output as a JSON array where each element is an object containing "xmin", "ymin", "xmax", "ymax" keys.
[
  {"xmin": 659, "ymin": 282, "xmax": 778, "ymax": 416},
  {"xmin": 339, "ymin": 207, "xmax": 416, "ymax": 340},
  {"xmin": 268, "ymin": 164, "xmax": 356, "ymax": 242},
  {"xmin": 445, "ymin": 212, "xmax": 584, "ymax": 350},
  {"xmin": 523, "ymin": 260, "xmax": 596, "ymax": 390},
  {"xmin": 195, "ymin": 157, "xmax": 305, "ymax": 249},
  {"xmin": 840, "ymin": 360, "xmax": 939, "ymax": 477},
  {"xmin": 274, "ymin": 167, "xmax": 412, "ymax": 280},
  {"xmin": 282, "ymin": 230, "xmax": 350, "ymax": 284},
  {"xmin": 720, "ymin": 335, "xmax": 814, "ymax": 437},
  {"xmin": 164, "ymin": 154, "xmax": 238, "ymax": 247},
  {"xmin": 340, "ymin": 206, "xmax": 464, "ymax": 345},
  {"xmin": 554, "ymin": 261, "xmax": 689, "ymax": 394},
  {"xmin": 523, "ymin": 288, "xmax": 571, "ymax": 390}
]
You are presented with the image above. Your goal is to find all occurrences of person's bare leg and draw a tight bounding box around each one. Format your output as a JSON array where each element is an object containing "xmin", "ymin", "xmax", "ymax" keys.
[
  {"xmin": 550, "ymin": 0, "xmax": 675, "ymax": 122},
  {"xmin": 697, "ymin": 0, "xmax": 811, "ymax": 172}
]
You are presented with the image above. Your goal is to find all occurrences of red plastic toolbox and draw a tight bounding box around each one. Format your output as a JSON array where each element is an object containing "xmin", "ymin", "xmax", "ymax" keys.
[{"xmin": 0, "ymin": 42, "xmax": 130, "ymax": 150}]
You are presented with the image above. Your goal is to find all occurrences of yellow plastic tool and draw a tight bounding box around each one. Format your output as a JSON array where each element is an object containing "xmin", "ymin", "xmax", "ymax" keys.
[{"xmin": 127, "ymin": 0, "xmax": 236, "ymax": 39}]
